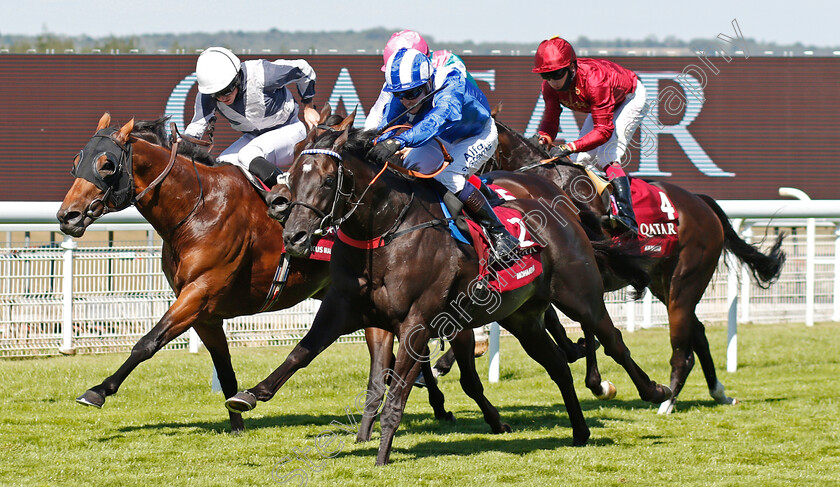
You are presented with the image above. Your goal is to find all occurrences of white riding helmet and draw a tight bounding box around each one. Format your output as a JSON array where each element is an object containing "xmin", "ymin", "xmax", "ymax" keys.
[{"xmin": 195, "ymin": 47, "xmax": 241, "ymax": 95}]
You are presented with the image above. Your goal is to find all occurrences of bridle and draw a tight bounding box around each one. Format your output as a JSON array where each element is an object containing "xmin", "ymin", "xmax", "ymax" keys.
[
  {"xmin": 70, "ymin": 122, "xmax": 210, "ymax": 231},
  {"xmin": 289, "ymin": 141, "xmax": 454, "ymax": 249}
]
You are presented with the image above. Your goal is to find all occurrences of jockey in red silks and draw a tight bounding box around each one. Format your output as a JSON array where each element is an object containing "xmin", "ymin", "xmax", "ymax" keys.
[{"xmin": 533, "ymin": 36, "xmax": 649, "ymax": 238}]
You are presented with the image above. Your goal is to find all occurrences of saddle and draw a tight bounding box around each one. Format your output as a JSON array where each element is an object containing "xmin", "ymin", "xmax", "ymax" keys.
[{"xmin": 436, "ymin": 180, "xmax": 545, "ymax": 293}]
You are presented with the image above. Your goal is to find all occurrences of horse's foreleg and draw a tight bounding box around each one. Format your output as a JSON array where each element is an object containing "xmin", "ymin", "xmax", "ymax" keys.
[
  {"xmin": 192, "ymin": 320, "xmax": 243, "ymax": 433},
  {"xmin": 76, "ymin": 288, "xmax": 206, "ymax": 408},
  {"xmin": 375, "ymin": 324, "xmax": 428, "ymax": 466},
  {"xmin": 356, "ymin": 328, "xmax": 395, "ymax": 443},
  {"xmin": 226, "ymin": 291, "xmax": 359, "ymax": 412},
  {"xmin": 450, "ymin": 329, "xmax": 509, "ymax": 434},
  {"xmin": 419, "ymin": 356, "xmax": 452, "ymax": 421}
]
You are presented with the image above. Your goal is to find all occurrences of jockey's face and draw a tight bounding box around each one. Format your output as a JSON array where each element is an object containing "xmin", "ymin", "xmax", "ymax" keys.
[
  {"xmin": 397, "ymin": 83, "xmax": 428, "ymax": 114},
  {"xmin": 546, "ymin": 71, "xmax": 571, "ymax": 91},
  {"xmin": 214, "ymin": 86, "xmax": 238, "ymax": 105}
]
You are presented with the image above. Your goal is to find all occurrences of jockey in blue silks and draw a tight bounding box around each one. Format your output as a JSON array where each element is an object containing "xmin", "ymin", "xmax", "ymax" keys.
[{"xmin": 366, "ymin": 47, "xmax": 519, "ymax": 259}]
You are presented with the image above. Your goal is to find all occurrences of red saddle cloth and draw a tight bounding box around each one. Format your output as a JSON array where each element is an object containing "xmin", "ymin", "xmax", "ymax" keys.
[
  {"xmin": 465, "ymin": 204, "xmax": 545, "ymax": 293},
  {"xmin": 613, "ymin": 178, "xmax": 679, "ymax": 258},
  {"xmin": 309, "ymin": 234, "xmax": 335, "ymax": 261}
]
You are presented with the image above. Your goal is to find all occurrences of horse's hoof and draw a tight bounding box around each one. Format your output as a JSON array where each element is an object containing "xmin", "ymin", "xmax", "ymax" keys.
[
  {"xmin": 657, "ymin": 398, "xmax": 676, "ymax": 415},
  {"xmin": 225, "ymin": 391, "xmax": 257, "ymax": 413},
  {"xmin": 596, "ymin": 381, "xmax": 617, "ymax": 400},
  {"xmin": 440, "ymin": 411, "xmax": 456, "ymax": 423},
  {"xmin": 648, "ymin": 384, "xmax": 672, "ymax": 404},
  {"xmin": 76, "ymin": 389, "xmax": 105, "ymax": 408},
  {"xmin": 500, "ymin": 423, "xmax": 512, "ymax": 433},
  {"xmin": 572, "ymin": 429, "xmax": 590, "ymax": 447}
]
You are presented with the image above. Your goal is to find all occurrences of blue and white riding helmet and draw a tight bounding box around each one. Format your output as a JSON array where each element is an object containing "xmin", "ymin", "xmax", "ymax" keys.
[{"xmin": 383, "ymin": 47, "xmax": 432, "ymax": 93}]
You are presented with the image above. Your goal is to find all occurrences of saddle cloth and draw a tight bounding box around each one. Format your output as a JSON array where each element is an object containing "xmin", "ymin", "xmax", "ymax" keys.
[
  {"xmin": 614, "ymin": 178, "xmax": 679, "ymax": 258},
  {"xmin": 449, "ymin": 185, "xmax": 545, "ymax": 293}
]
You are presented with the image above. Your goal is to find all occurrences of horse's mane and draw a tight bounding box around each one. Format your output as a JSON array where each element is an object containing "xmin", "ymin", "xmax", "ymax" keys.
[
  {"xmin": 311, "ymin": 125, "xmax": 377, "ymax": 160},
  {"xmin": 132, "ymin": 117, "xmax": 217, "ymax": 166}
]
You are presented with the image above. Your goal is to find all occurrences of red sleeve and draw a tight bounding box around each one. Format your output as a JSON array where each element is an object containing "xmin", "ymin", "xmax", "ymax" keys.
[
  {"xmin": 571, "ymin": 81, "xmax": 616, "ymax": 153},
  {"xmin": 537, "ymin": 81, "xmax": 562, "ymax": 140}
]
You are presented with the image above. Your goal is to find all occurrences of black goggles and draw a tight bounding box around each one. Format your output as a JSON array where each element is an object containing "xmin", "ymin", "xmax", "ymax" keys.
[
  {"xmin": 213, "ymin": 78, "xmax": 238, "ymax": 99},
  {"xmin": 540, "ymin": 68, "xmax": 569, "ymax": 81},
  {"xmin": 394, "ymin": 85, "xmax": 427, "ymax": 100}
]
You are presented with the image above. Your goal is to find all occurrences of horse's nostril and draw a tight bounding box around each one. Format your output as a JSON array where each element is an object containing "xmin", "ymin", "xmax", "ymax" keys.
[{"xmin": 292, "ymin": 231, "xmax": 308, "ymax": 244}]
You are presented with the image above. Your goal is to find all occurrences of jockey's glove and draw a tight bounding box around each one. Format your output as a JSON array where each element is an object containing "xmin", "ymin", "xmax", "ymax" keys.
[
  {"xmin": 367, "ymin": 138, "xmax": 402, "ymax": 165},
  {"xmin": 531, "ymin": 133, "xmax": 553, "ymax": 146},
  {"xmin": 549, "ymin": 143, "xmax": 574, "ymax": 159}
]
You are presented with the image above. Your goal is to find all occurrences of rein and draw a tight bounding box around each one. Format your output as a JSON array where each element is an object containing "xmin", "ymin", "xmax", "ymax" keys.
[{"xmin": 296, "ymin": 147, "xmax": 454, "ymax": 249}]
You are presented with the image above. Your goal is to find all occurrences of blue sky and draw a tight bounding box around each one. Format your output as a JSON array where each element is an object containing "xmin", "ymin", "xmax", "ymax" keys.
[{"xmin": 2, "ymin": 0, "xmax": 838, "ymax": 47}]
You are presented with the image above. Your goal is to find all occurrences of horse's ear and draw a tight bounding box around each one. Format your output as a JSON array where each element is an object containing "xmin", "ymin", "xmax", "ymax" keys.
[
  {"xmin": 96, "ymin": 113, "xmax": 111, "ymax": 133},
  {"xmin": 334, "ymin": 126, "xmax": 350, "ymax": 151},
  {"xmin": 335, "ymin": 109, "xmax": 356, "ymax": 132},
  {"xmin": 318, "ymin": 103, "xmax": 332, "ymax": 124},
  {"xmin": 491, "ymin": 102, "xmax": 503, "ymax": 118},
  {"xmin": 115, "ymin": 118, "xmax": 135, "ymax": 144}
]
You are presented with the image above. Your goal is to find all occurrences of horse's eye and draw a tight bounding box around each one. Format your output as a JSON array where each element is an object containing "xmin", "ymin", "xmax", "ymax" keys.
[
  {"xmin": 323, "ymin": 176, "xmax": 335, "ymax": 188},
  {"xmin": 98, "ymin": 156, "xmax": 117, "ymax": 179}
]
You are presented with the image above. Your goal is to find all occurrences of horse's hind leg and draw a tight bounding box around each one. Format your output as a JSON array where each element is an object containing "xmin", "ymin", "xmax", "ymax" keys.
[
  {"xmin": 75, "ymin": 293, "xmax": 202, "ymax": 408},
  {"xmin": 501, "ymin": 314, "xmax": 589, "ymax": 446},
  {"xmin": 193, "ymin": 320, "xmax": 243, "ymax": 433},
  {"xmin": 449, "ymin": 329, "xmax": 510, "ymax": 434},
  {"xmin": 544, "ymin": 306, "xmax": 588, "ymax": 363},
  {"xmin": 659, "ymin": 245, "xmax": 727, "ymax": 414},
  {"xmin": 419, "ymin": 357, "xmax": 454, "ymax": 422}
]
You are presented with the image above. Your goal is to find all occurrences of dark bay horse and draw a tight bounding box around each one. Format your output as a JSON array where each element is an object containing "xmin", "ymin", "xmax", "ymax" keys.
[
  {"xmin": 491, "ymin": 120, "xmax": 786, "ymax": 413},
  {"xmin": 57, "ymin": 113, "xmax": 459, "ymax": 434},
  {"xmin": 225, "ymin": 114, "xmax": 672, "ymax": 465}
]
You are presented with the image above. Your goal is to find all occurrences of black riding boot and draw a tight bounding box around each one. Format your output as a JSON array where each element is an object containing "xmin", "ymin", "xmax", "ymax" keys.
[
  {"xmin": 477, "ymin": 180, "xmax": 504, "ymax": 206},
  {"xmin": 248, "ymin": 156, "xmax": 284, "ymax": 188},
  {"xmin": 610, "ymin": 176, "xmax": 639, "ymax": 238},
  {"xmin": 459, "ymin": 185, "xmax": 519, "ymax": 260}
]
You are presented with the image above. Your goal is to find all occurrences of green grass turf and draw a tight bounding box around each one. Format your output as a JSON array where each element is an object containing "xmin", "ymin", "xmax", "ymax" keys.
[{"xmin": 1, "ymin": 322, "xmax": 838, "ymax": 486}]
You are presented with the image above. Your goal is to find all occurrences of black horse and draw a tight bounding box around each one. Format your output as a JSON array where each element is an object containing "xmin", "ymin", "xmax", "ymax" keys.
[
  {"xmin": 225, "ymin": 113, "xmax": 671, "ymax": 465},
  {"xmin": 491, "ymin": 119, "xmax": 786, "ymax": 413}
]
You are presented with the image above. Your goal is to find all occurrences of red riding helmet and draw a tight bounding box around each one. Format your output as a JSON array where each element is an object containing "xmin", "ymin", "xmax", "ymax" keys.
[{"xmin": 532, "ymin": 36, "xmax": 577, "ymax": 73}]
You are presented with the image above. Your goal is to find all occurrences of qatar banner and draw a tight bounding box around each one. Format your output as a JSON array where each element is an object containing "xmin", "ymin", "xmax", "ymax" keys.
[{"xmin": 1, "ymin": 54, "xmax": 838, "ymax": 201}]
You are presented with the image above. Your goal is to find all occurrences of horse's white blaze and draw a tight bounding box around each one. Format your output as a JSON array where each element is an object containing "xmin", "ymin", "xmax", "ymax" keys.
[{"xmin": 302, "ymin": 162, "xmax": 313, "ymax": 173}]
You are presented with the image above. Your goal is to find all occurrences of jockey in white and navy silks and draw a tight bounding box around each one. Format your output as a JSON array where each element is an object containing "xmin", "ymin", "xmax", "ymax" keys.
[
  {"xmin": 185, "ymin": 47, "xmax": 319, "ymax": 188},
  {"xmin": 365, "ymin": 47, "xmax": 519, "ymax": 259}
]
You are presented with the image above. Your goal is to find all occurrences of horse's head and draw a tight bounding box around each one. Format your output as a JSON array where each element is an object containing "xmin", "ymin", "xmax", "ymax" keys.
[
  {"xmin": 281, "ymin": 111, "xmax": 357, "ymax": 257},
  {"xmin": 57, "ymin": 113, "xmax": 135, "ymax": 237}
]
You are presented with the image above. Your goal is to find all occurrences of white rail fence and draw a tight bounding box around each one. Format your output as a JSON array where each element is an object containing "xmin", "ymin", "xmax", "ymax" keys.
[{"xmin": 2, "ymin": 195, "xmax": 840, "ymax": 374}]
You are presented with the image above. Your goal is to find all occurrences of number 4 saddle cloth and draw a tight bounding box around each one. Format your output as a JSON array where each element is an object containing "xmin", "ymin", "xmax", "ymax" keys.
[{"xmin": 613, "ymin": 178, "xmax": 680, "ymax": 258}]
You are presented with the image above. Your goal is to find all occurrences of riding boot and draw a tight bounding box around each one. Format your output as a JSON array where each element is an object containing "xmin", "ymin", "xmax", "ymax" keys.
[
  {"xmin": 458, "ymin": 184, "xmax": 519, "ymax": 260},
  {"xmin": 477, "ymin": 180, "xmax": 504, "ymax": 206},
  {"xmin": 609, "ymin": 176, "xmax": 639, "ymax": 238},
  {"xmin": 248, "ymin": 156, "xmax": 284, "ymax": 188}
]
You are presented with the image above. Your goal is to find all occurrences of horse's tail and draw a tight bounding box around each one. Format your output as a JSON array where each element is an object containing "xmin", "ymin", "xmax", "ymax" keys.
[
  {"xmin": 590, "ymin": 238, "xmax": 652, "ymax": 299},
  {"xmin": 697, "ymin": 194, "xmax": 786, "ymax": 289}
]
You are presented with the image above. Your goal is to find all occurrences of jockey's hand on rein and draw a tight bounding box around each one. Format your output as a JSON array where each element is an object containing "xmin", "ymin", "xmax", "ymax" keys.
[
  {"xmin": 549, "ymin": 143, "xmax": 573, "ymax": 159},
  {"xmin": 367, "ymin": 138, "xmax": 402, "ymax": 165}
]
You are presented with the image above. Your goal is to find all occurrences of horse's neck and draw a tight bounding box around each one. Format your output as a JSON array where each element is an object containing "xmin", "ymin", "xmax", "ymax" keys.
[
  {"xmin": 130, "ymin": 140, "xmax": 219, "ymax": 236},
  {"xmin": 344, "ymin": 162, "xmax": 437, "ymax": 239}
]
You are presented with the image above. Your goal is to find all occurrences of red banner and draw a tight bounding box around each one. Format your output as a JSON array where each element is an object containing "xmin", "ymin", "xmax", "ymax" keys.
[{"xmin": 1, "ymin": 54, "xmax": 837, "ymax": 201}]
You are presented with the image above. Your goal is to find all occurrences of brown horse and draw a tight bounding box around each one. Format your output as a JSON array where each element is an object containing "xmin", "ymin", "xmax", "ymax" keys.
[
  {"xmin": 225, "ymin": 114, "xmax": 672, "ymax": 465},
  {"xmin": 57, "ymin": 113, "xmax": 459, "ymax": 434},
  {"xmin": 490, "ymin": 119, "xmax": 786, "ymax": 413}
]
